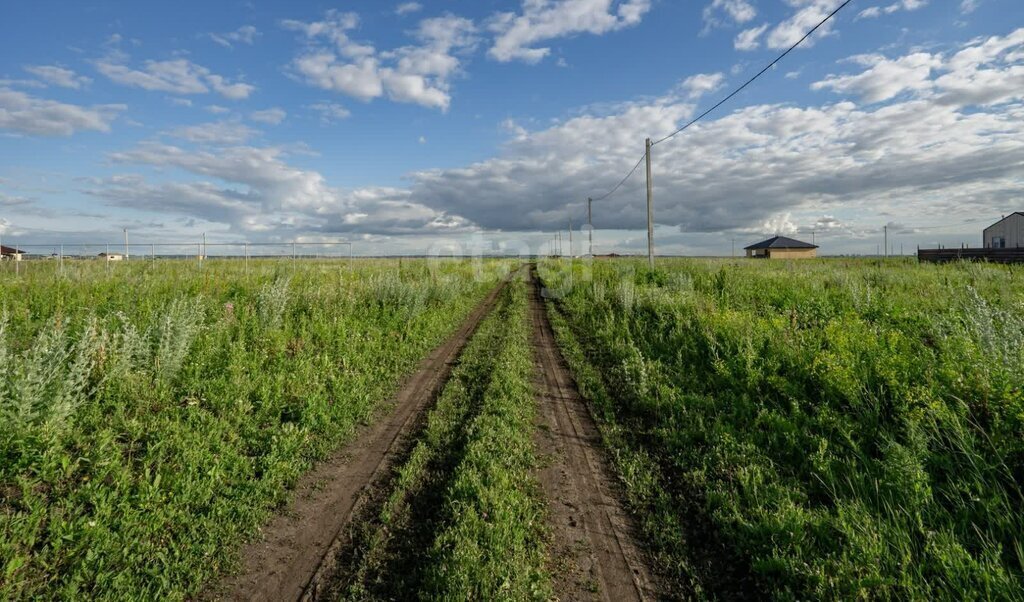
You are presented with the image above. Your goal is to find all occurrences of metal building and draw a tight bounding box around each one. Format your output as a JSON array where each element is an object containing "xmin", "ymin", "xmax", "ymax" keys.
[{"xmin": 983, "ymin": 213, "xmax": 1024, "ymax": 248}]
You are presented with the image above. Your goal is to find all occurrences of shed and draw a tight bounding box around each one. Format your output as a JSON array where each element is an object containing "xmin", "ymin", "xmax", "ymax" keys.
[
  {"xmin": 1, "ymin": 244, "xmax": 25, "ymax": 261},
  {"xmin": 983, "ymin": 213, "xmax": 1024, "ymax": 249},
  {"xmin": 99, "ymin": 252, "xmax": 125, "ymax": 261},
  {"xmin": 744, "ymin": 236, "xmax": 818, "ymax": 259}
]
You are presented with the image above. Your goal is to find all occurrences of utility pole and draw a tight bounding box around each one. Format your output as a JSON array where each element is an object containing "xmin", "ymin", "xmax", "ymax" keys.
[
  {"xmin": 883, "ymin": 225, "xmax": 888, "ymax": 258},
  {"xmin": 645, "ymin": 137, "xmax": 655, "ymax": 268},
  {"xmin": 203, "ymin": 232, "xmax": 207, "ymax": 262},
  {"xmin": 124, "ymin": 228, "xmax": 129, "ymax": 261},
  {"xmin": 558, "ymin": 231, "xmax": 563, "ymax": 256},
  {"xmin": 810, "ymin": 230, "xmax": 816, "ymax": 246},
  {"xmin": 587, "ymin": 197, "xmax": 593, "ymax": 256},
  {"xmin": 568, "ymin": 217, "xmax": 573, "ymax": 258}
]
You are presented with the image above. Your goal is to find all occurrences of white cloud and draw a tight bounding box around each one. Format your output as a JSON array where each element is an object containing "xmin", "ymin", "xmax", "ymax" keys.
[
  {"xmin": 488, "ymin": 0, "xmax": 651, "ymax": 64},
  {"xmin": 678, "ymin": 72, "xmax": 725, "ymax": 99},
  {"xmin": 397, "ymin": 31, "xmax": 1024, "ymax": 237},
  {"xmin": 811, "ymin": 52, "xmax": 941, "ymax": 103},
  {"xmin": 285, "ymin": 11, "xmax": 477, "ymax": 110},
  {"xmin": 857, "ymin": 0, "xmax": 928, "ymax": 19},
  {"xmin": 309, "ymin": 102, "xmax": 352, "ymax": 123},
  {"xmin": 703, "ymin": 0, "xmax": 758, "ymax": 30},
  {"xmin": 0, "ymin": 88, "xmax": 124, "ymax": 136},
  {"xmin": 206, "ymin": 104, "xmax": 230, "ymax": 114},
  {"xmin": 812, "ymin": 28, "xmax": 1024, "ymax": 106},
  {"xmin": 419, "ymin": 135, "xmax": 427, "ymax": 144},
  {"xmin": 961, "ymin": 0, "xmax": 980, "ymax": 13},
  {"xmin": 395, "ymin": 2, "xmax": 423, "ymax": 16},
  {"xmin": 766, "ymin": 0, "xmax": 844, "ymax": 50},
  {"xmin": 87, "ymin": 143, "xmax": 471, "ymax": 237},
  {"xmin": 170, "ymin": 97, "xmax": 193, "ymax": 107},
  {"xmin": 24, "ymin": 65, "xmax": 91, "ymax": 89},
  {"xmin": 210, "ymin": 25, "xmax": 260, "ymax": 48},
  {"xmin": 94, "ymin": 57, "xmax": 255, "ymax": 99},
  {"xmin": 167, "ymin": 120, "xmax": 259, "ymax": 145},
  {"xmin": 734, "ymin": 23, "xmax": 769, "ymax": 50},
  {"xmin": 250, "ymin": 108, "xmax": 287, "ymax": 124},
  {"xmin": 857, "ymin": 6, "xmax": 882, "ymax": 19}
]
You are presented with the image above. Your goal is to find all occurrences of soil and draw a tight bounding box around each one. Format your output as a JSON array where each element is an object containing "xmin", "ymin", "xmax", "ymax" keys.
[
  {"xmin": 204, "ymin": 275, "xmax": 510, "ymax": 602},
  {"xmin": 527, "ymin": 267, "xmax": 660, "ymax": 601}
]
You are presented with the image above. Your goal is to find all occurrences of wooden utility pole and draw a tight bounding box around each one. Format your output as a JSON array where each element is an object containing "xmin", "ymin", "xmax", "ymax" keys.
[
  {"xmin": 645, "ymin": 137, "xmax": 654, "ymax": 268},
  {"xmin": 568, "ymin": 217, "xmax": 573, "ymax": 258},
  {"xmin": 587, "ymin": 197, "xmax": 593, "ymax": 256}
]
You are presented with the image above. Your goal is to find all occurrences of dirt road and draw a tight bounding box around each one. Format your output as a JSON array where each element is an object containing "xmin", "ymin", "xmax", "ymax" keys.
[
  {"xmin": 528, "ymin": 268, "xmax": 658, "ymax": 601},
  {"xmin": 208, "ymin": 274, "xmax": 511, "ymax": 602}
]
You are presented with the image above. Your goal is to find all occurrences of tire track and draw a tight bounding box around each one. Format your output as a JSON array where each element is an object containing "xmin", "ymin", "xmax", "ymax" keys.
[
  {"xmin": 528, "ymin": 266, "xmax": 657, "ymax": 601},
  {"xmin": 206, "ymin": 270, "xmax": 514, "ymax": 602}
]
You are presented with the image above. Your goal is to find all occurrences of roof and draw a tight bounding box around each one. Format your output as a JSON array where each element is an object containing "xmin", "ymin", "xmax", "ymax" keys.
[
  {"xmin": 983, "ymin": 212, "xmax": 1024, "ymax": 231},
  {"xmin": 744, "ymin": 236, "xmax": 818, "ymax": 250},
  {"xmin": 0, "ymin": 244, "xmax": 24, "ymax": 255}
]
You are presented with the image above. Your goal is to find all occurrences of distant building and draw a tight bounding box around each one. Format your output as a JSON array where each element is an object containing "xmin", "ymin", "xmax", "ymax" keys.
[
  {"xmin": 983, "ymin": 213, "xmax": 1024, "ymax": 248},
  {"xmin": 744, "ymin": 236, "xmax": 818, "ymax": 259},
  {"xmin": 0, "ymin": 244, "xmax": 24, "ymax": 261},
  {"xmin": 99, "ymin": 252, "xmax": 125, "ymax": 261}
]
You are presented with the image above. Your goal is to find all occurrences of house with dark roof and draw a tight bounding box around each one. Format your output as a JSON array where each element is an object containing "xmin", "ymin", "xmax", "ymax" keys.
[
  {"xmin": 0, "ymin": 244, "xmax": 25, "ymax": 261},
  {"xmin": 983, "ymin": 213, "xmax": 1024, "ymax": 249},
  {"xmin": 744, "ymin": 236, "xmax": 818, "ymax": 259}
]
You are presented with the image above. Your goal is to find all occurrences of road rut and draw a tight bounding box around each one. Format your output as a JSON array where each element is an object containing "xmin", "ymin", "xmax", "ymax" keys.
[
  {"xmin": 207, "ymin": 273, "xmax": 511, "ymax": 602},
  {"xmin": 529, "ymin": 267, "xmax": 657, "ymax": 601}
]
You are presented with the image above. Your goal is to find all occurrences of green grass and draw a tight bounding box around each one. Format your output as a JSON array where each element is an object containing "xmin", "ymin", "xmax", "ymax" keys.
[
  {"xmin": 540, "ymin": 257, "xmax": 1024, "ymax": 600},
  {"xmin": 0, "ymin": 258, "xmax": 509, "ymax": 600},
  {"xmin": 339, "ymin": 277, "xmax": 550, "ymax": 601}
]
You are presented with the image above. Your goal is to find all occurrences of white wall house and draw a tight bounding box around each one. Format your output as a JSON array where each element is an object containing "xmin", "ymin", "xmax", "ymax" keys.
[{"xmin": 984, "ymin": 213, "xmax": 1024, "ymax": 248}]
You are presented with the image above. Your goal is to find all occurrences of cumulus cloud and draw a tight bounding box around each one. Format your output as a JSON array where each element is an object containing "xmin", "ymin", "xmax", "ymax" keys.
[
  {"xmin": 308, "ymin": 102, "xmax": 352, "ymax": 123},
  {"xmin": 766, "ymin": 0, "xmax": 844, "ymax": 50},
  {"xmin": 678, "ymin": 72, "xmax": 725, "ymax": 99},
  {"xmin": 94, "ymin": 56, "xmax": 255, "ymax": 99},
  {"xmin": 167, "ymin": 120, "xmax": 259, "ymax": 145},
  {"xmin": 703, "ymin": 0, "xmax": 758, "ymax": 31},
  {"xmin": 0, "ymin": 88, "xmax": 124, "ymax": 136},
  {"xmin": 209, "ymin": 25, "xmax": 260, "ymax": 48},
  {"xmin": 398, "ymin": 31, "xmax": 1024, "ymax": 236},
  {"xmin": 395, "ymin": 2, "xmax": 423, "ymax": 16},
  {"xmin": 86, "ymin": 142, "xmax": 472, "ymax": 237},
  {"xmin": 24, "ymin": 65, "xmax": 92, "ymax": 89},
  {"xmin": 857, "ymin": 0, "xmax": 927, "ymax": 19},
  {"xmin": 488, "ymin": 0, "xmax": 651, "ymax": 63},
  {"xmin": 812, "ymin": 52, "xmax": 942, "ymax": 103},
  {"xmin": 284, "ymin": 10, "xmax": 477, "ymax": 110},
  {"xmin": 250, "ymin": 108, "xmax": 287, "ymax": 124},
  {"xmin": 961, "ymin": 0, "xmax": 980, "ymax": 13},
  {"xmin": 813, "ymin": 29, "xmax": 1024, "ymax": 106},
  {"xmin": 734, "ymin": 24, "xmax": 769, "ymax": 50}
]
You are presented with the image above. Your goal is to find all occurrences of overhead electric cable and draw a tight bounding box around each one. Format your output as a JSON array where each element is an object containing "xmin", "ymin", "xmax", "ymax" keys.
[
  {"xmin": 588, "ymin": 0, "xmax": 853, "ymax": 203},
  {"xmin": 651, "ymin": 0, "xmax": 854, "ymax": 146}
]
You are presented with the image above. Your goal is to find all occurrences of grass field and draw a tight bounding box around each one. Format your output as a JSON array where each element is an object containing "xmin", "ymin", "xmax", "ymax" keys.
[
  {"xmin": 540, "ymin": 257, "xmax": 1024, "ymax": 599},
  {"xmin": 4, "ymin": 256, "xmax": 1024, "ymax": 600},
  {"xmin": 0, "ymin": 258, "xmax": 508, "ymax": 600},
  {"xmin": 336, "ymin": 277, "xmax": 549, "ymax": 601}
]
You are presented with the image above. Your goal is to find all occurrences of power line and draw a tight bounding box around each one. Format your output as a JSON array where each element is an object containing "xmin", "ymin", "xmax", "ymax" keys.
[
  {"xmin": 592, "ymin": 152, "xmax": 646, "ymax": 201},
  {"xmin": 651, "ymin": 0, "xmax": 853, "ymax": 147},
  {"xmin": 588, "ymin": 0, "xmax": 853, "ymax": 203}
]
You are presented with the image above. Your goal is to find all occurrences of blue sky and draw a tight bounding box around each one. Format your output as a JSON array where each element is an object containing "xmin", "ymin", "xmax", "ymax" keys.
[{"xmin": 1, "ymin": 0, "xmax": 1022, "ymax": 256}]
